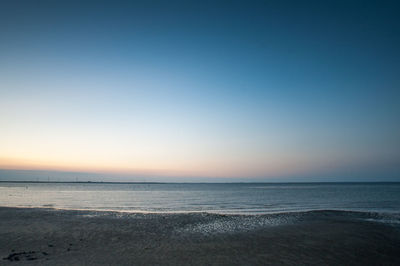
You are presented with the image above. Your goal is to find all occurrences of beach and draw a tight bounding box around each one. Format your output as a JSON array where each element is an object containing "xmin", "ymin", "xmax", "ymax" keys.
[{"xmin": 1, "ymin": 207, "xmax": 400, "ymax": 265}]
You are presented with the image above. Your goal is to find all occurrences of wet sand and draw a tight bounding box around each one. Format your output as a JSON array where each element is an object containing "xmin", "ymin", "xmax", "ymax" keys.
[{"xmin": 1, "ymin": 207, "xmax": 400, "ymax": 265}]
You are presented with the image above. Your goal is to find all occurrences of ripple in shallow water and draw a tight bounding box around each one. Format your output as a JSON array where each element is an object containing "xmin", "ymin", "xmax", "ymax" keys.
[{"xmin": 177, "ymin": 213, "xmax": 300, "ymax": 235}]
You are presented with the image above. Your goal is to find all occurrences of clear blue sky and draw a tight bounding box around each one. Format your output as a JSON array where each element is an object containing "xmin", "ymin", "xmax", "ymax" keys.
[{"xmin": 0, "ymin": 0, "xmax": 399, "ymax": 181}]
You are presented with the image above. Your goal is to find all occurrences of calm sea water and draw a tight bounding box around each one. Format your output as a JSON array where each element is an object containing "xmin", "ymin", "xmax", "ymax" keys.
[{"xmin": 1, "ymin": 182, "xmax": 400, "ymax": 214}]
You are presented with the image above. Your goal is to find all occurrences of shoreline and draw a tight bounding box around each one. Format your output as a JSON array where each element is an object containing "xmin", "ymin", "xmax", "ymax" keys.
[
  {"xmin": 1, "ymin": 207, "xmax": 400, "ymax": 265},
  {"xmin": 2, "ymin": 205, "xmax": 400, "ymax": 216}
]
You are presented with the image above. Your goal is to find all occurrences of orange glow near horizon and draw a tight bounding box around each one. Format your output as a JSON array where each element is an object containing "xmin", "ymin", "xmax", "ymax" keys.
[{"xmin": 0, "ymin": 153, "xmax": 322, "ymax": 178}]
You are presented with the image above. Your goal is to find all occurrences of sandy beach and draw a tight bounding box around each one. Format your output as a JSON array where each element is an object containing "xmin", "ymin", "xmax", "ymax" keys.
[{"xmin": 0, "ymin": 207, "xmax": 399, "ymax": 265}]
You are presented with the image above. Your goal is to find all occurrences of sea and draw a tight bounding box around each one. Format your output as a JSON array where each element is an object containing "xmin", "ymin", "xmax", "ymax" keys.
[{"xmin": 1, "ymin": 182, "xmax": 400, "ymax": 215}]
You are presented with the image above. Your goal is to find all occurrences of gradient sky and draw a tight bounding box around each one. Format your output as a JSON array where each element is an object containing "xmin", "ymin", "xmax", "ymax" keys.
[{"xmin": 1, "ymin": 0, "xmax": 399, "ymax": 182}]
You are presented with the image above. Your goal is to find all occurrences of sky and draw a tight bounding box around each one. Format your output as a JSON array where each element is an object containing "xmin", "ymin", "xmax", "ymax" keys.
[{"xmin": 0, "ymin": 0, "xmax": 399, "ymax": 182}]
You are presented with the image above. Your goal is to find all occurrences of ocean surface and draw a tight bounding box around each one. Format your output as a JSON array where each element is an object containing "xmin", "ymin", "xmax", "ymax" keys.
[{"xmin": 1, "ymin": 182, "xmax": 400, "ymax": 215}]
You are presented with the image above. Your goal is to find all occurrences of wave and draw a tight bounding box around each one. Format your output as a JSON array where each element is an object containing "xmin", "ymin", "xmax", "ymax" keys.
[{"xmin": 1, "ymin": 204, "xmax": 400, "ymax": 217}]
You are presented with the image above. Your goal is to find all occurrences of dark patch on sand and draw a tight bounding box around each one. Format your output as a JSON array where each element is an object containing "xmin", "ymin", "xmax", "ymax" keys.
[{"xmin": 3, "ymin": 251, "xmax": 38, "ymax": 262}]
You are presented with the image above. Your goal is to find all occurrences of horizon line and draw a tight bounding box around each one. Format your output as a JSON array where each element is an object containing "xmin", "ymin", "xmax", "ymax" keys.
[{"xmin": 1, "ymin": 180, "xmax": 399, "ymax": 184}]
